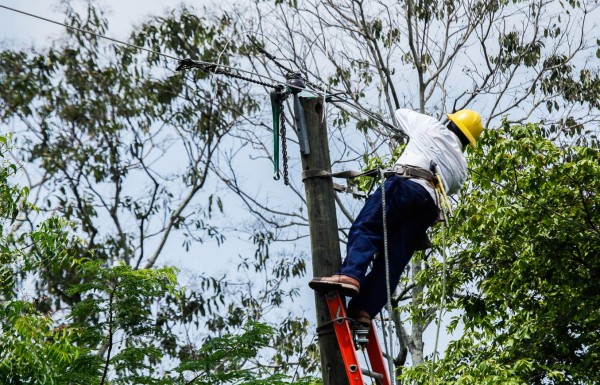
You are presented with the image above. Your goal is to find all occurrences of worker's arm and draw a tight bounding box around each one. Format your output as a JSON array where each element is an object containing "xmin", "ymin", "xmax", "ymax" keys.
[
  {"xmin": 393, "ymin": 108, "xmax": 416, "ymax": 137},
  {"xmin": 394, "ymin": 108, "xmax": 441, "ymax": 137}
]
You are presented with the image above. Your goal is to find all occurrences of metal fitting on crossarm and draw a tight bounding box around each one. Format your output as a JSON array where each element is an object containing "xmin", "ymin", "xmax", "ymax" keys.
[{"xmin": 286, "ymin": 72, "xmax": 305, "ymax": 94}]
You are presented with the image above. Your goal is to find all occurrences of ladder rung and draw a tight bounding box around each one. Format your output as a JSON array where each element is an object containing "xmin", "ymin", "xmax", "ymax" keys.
[{"xmin": 361, "ymin": 368, "xmax": 384, "ymax": 381}]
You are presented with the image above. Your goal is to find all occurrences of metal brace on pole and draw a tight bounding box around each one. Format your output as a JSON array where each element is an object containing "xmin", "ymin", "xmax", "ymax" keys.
[{"xmin": 287, "ymin": 72, "xmax": 310, "ymax": 155}]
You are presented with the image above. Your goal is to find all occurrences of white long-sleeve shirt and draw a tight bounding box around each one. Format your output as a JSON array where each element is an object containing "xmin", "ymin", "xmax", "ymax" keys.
[{"xmin": 393, "ymin": 109, "xmax": 468, "ymax": 197}]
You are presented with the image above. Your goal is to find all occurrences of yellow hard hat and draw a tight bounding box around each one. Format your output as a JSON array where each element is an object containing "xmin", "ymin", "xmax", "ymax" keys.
[{"xmin": 447, "ymin": 109, "xmax": 484, "ymax": 146}]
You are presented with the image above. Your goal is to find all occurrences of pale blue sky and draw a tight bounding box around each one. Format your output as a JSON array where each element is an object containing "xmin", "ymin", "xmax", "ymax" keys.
[
  {"xmin": 0, "ymin": 0, "xmax": 182, "ymax": 44},
  {"xmin": 0, "ymin": 0, "xmax": 466, "ymax": 364}
]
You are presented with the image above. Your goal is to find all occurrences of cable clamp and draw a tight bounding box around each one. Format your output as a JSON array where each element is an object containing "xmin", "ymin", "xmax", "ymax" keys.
[{"xmin": 332, "ymin": 183, "xmax": 368, "ymax": 198}]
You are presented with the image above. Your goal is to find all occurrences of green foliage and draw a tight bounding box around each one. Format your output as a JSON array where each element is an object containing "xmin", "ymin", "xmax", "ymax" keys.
[
  {"xmin": 0, "ymin": 134, "xmax": 99, "ymax": 383},
  {"xmin": 0, "ymin": 7, "xmax": 302, "ymax": 380},
  {"xmin": 405, "ymin": 121, "xmax": 600, "ymax": 384},
  {"xmin": 174, "ymin": 322, "xmax": 319, "ymax": 385},
  {"xmin": 353, "ymin": 145, "xmax": 405, "ymax": 193},
  {"xmin": 0, "ymin": 300, "xmax": 102, "ymax": 385},
  {"xmin": 0, "ymin": 1, "xmax": 256, "ymax": 281},
  {"xmin": 0, "ymin": 131, "xmax": 316, "ymax": 383}
]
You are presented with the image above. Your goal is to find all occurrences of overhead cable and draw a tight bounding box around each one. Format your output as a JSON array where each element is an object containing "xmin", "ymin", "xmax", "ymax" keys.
[
  {"xmin": 4, "ymin": 2, "xmax": 592, "ymax": 231},
  {"xmin": 1, "ymin": 4, "xmax": 404, "ymax": 136},
  {"xmin": 0, "ymin": 4, "xmax": 180, "ymax": 60},
  {"xmin": 0, "ymin": 4, "xmax": 292, "ymax": 89}
]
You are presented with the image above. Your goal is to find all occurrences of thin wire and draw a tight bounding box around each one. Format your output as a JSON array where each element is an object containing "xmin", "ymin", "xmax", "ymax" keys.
[
  {"xmin": 0, "ymin": 4, "xmax": 302, "ymax": 91},
  {"xmin": 5, "ymin": 3, "xmax": 583, "ymax": 238},
  {"xmin": 247, "ymin": 34, "xmax": 405, "ymax": 137},
  {"xmin": 360, "ymin": 348, "xmax": 373, "ymax": 383},
  {"xmin": 430, "ymin": 221, "xmax": 448, "ymax": 385},
  {"xmin": 0, "ymin": 4, "xmax": 180, "ymax": 60},
  {"xmin": 379, "ymin": 314, "xmax": 391, "ymax": 367},
  {"xmin": 338, "ymin": 99, "xmax": 407, "ymax": 139}
]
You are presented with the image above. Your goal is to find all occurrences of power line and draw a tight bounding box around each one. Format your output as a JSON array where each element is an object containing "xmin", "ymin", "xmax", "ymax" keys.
[
  {"xmin": 5, "ymin": 3, "xmax": 594, "ymax": 235},
  {"xmin": 0, "ymin": 4, "xmax": 179, "ymax": 61},
  {"xmin": 0, "ymin": 4, "xmax": 291, "ymax": 89},
  {"xmin": 0, "ymin": 3, "xmax": 405, "ymax": 136},
  {"xmin": 247, "ymin": 36, "xmax": 405, "ymax": 138}
]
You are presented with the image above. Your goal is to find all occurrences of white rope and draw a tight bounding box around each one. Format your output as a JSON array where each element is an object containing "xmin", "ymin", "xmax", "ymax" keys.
[
  {"xmin": 380, "ymin": 172, "xmax": 397, "ymax": 385},
  {"xmin": 430, "ymin": 222, "xmax": 448, "ymax": 384},
  {"xmin": 430, "ymin": 184, "xmax": 449, "ymax": 384}
]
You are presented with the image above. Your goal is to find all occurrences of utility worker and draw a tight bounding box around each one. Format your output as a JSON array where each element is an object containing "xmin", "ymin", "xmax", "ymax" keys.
[{"xmin": 309, "ymin": 109, "xmax": 484, "ymax": 326}]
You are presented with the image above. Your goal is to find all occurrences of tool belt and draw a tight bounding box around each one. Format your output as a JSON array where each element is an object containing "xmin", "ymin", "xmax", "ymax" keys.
[{"xmin": 384, "ymin": 164, "xmax": 437, "ymax": 188}]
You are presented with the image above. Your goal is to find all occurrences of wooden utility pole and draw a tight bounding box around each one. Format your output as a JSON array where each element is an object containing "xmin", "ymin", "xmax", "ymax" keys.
[{"xmin": 298, "ymin": 96, "xmax": 349, "ymax": 385}]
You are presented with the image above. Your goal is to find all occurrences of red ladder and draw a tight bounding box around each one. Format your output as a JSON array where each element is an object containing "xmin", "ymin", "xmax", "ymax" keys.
[{"xmin": 325, "ymin": 291, "xmax": 392, "ymax": 385}]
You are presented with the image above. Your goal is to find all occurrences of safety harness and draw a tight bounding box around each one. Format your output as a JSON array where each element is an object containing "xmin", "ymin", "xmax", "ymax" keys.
[
  {"xmin": 384, "ymin": 164, "xmax": 437, "ymax": 186},
  {"xmin": 303, "ymin": 163, "xmax": 449, "ymax": 219},
  {"xmin": 302, "ymin": 164, "xmax": 437, "ymax": 189}
]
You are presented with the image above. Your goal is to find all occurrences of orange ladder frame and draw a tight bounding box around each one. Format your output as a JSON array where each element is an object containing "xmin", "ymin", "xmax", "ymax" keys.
[{"xmin": 325, "ymin": 291, "xmax": 392, "ymax": 385}]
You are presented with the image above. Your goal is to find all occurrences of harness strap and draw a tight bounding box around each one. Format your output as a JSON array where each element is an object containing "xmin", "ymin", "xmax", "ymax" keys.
[
  {"xmin": 301, "ymin": 168, "xmax": 379, "ymax": 181},
  {"xmin": 384, "ymin": 164, "xmax": 436, "ymax": 184},
  {"xmin": 301, "ymin": 169, "xmax": 331, "ymax": 180},
  {"xmin": 332, "ymin": 183, "xmax": 368, "ymax": 198},
  {"xmin": 302, "ymin": 165, "xmax": 440, "ymax": 200}
]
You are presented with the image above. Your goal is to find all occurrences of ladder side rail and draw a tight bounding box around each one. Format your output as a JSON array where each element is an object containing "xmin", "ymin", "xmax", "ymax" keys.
[
  {"xmin": 366, "ymin": 322, "xmax": 392, "ymax": 385},
  {"xmin": 325, "ymin": 292, "xmax": 366, "ymax": 385}
]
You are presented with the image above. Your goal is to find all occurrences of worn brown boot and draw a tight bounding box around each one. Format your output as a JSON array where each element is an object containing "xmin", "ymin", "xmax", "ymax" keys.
[
  {"xmin": 347, "ymin": 308, "xmax": 371, "ymax": 329},
  {"xmin": 308, "ymin": 274, "xmax": 360, "ymax": 297}
]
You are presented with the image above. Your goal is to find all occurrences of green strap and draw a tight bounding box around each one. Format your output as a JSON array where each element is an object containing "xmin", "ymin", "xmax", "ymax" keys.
[{"xmin": 270, "ymin": 89, "xmax": 281, "ymax": 180}]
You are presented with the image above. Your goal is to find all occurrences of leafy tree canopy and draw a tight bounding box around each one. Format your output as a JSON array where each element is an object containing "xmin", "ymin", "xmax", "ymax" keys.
[
  {"xmin": 0, "ymin": 132, "xmax": 317, "ymax": 384},
  {"xmin": 406, "ymin": 121, "xmax": 599, "ymax": 384}
]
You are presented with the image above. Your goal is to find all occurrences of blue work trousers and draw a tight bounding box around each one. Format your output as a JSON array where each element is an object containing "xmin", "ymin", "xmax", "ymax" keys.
[{"xmin": 340, "ymin": 176, "xmax": 438, "ymax": 318}]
